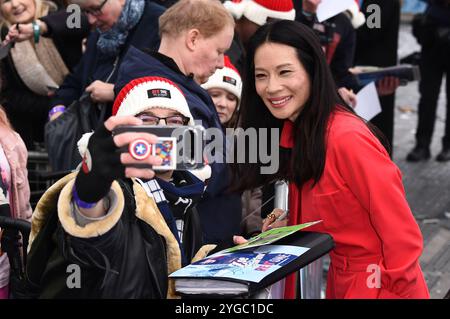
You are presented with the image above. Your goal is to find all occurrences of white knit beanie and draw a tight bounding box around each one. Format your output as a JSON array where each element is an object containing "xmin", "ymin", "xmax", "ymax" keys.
[
  {"xmin": 112, "ymin": 76, "xmax": 195, "ymax": 125},
  {"xmin": 224, "ymin": 0, "xmax": 296, "ymax": 26},
  {"xmin": 201, "ymin": 56, "xmax": 242, "ymax": 100}
]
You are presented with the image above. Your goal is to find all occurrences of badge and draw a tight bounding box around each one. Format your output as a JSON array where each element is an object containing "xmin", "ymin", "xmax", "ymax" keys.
[{"xmin": 129, "ymin": 139, "xmax": 152, "ymax": 160}]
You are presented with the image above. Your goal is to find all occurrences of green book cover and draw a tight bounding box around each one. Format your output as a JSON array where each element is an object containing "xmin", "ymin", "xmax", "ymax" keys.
[{"xmin": 221, "ymin": 221, "xmax": 322, "ymax": 254}]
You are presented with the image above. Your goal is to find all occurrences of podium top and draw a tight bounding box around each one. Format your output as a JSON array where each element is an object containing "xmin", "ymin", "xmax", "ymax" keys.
[{"xmin": 174, "ymin": 231, "xmax": 335, "ymax": 298}]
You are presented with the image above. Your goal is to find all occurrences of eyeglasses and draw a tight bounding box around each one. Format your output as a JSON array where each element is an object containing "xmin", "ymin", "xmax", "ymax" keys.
[
  {"xmin": 82, "ymin": 0, "xmax": 109, "ymax": 17},
  {"xmin": 137, "ymin": 113, "xmax": 190, "ymax": 126}
]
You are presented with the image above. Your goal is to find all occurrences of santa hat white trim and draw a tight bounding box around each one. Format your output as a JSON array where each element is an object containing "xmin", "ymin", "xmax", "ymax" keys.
[
  {"xmin": 77, "ymin": 131, "xmax": 94, "ymax": 160},
  {"xmin": 225, "ymin": 0, "xmax": 295, "ymax": 26},
  {"xmin": 223, "ymin": 0, "xmax": 247, "ymax": 20},
  {"xmin": 347, "ymin": 2, "xmax": 366, "ymax": 29}
]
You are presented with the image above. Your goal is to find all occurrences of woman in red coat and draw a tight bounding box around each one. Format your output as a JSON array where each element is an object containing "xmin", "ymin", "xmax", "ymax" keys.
[{"xmin": 232, "ymin": 20, "xmax": 429, "ymax": 299}]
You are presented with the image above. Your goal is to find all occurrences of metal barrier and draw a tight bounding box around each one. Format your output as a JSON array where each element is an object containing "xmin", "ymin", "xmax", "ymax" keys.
[
  {"xmin": 27, "ymin": 150, "xmax": 73, "ymax": 209},
  {"xmin": 299, "ymin": 258, "xmax": 323, "ymax": 299},
  {"xmin": 270, "ymin": 180, "xmax": 324, "ymax": 299},
  {"xmin": 27, "ymin": 150, "xmax": 51, "ymax": 209}
]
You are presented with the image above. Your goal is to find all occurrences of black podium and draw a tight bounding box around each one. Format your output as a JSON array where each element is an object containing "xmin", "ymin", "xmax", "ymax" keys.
[{"xmin": 176, "ymin": 231, "xmax": 334, "ymax": 298}]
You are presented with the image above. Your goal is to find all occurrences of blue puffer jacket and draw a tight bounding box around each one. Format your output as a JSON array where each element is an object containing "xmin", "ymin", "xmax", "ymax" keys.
[{"xmin": 115, "ymin": 47, "xmax": 242, "ymax": 245}]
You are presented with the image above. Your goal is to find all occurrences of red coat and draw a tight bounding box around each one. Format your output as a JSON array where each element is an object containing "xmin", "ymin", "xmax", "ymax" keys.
[{"xmin": 281, "ymin": 110, "xmax": 429, "ymax": 299}]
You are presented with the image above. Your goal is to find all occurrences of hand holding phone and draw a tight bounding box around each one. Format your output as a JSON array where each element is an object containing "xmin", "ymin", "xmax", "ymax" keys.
[{"xmin": 74, "ymin": 116, "xmax": 162, "ymax": 205}]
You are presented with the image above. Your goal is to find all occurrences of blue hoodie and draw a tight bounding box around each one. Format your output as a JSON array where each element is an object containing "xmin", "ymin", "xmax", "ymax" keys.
[{"xmin": 115, "ymin": 47, "xmax": 242, "ymax": 245}]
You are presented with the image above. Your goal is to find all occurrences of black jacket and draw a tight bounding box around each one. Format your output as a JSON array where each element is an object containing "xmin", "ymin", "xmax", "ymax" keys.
[
  {"xmin": 25, "ymin": 174, "xmax": 181, "ymax": 298},
  {"xmin": 426, "ymin": 0, "xmax": 450, "ymax": 27},
  {"xmin": 355, "ymin": 0, "xmax": 400, "ymax": 68}
]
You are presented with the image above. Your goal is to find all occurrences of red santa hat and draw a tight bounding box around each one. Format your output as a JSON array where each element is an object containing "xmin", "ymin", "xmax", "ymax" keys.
[
  {"xmin": 224, "ymin": 0, "xmax": 295, "ymax": 26},
  {"xmin": 201, "ymin": 56, "xmax": 242, "ymax": 100},
  {"xmin": 112, "ymin": 76, "xmax": 195, "ymax": 125}
]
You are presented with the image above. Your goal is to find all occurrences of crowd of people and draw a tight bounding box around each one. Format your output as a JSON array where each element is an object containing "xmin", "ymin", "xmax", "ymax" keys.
[{"xmin": 0, "ymin": 0, "xmax": 448, "ymax": 299}]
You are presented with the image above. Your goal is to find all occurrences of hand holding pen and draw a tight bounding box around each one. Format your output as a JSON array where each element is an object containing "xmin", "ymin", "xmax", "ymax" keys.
[
  {"xmin": 262, "ymin": 208, "xmax": 289, "ymax": 232},
  {"xmin": 232, "ymin": 208, "xmax": 289, "ymax": 245}
]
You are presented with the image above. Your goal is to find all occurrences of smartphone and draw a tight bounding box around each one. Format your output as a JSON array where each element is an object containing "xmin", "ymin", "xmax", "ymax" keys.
[{"xmin": 112, "ymin": 125, "xmax": 206, "ymax": 171}]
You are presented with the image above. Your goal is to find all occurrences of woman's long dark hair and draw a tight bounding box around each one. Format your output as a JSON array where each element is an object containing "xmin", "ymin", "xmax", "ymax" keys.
[{"xmin": 231, "ymin": 20, "xmax": 389, "ymax": 192}]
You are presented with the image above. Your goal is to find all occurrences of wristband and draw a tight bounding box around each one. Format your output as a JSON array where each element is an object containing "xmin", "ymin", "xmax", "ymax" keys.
[
  {"xmin": 72, "ymin": 185, "xmax": 98, "ymax": 209},
  {"xmin": 32, "ymin": 21, "xmax": 40, "ymax": 44},
  {"xmin": 48, "ymin": 105, "xmax": 65, "ymax": 120}
]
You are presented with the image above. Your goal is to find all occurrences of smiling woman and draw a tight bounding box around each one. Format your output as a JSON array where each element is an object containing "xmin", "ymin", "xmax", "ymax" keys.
[
  {"xmin": 0, "ymin": 0, "xmax": 37, "ymax": 24},
  {"xmin": 233, "ymin": 20, "xmax": 430, "ymax": 299},
  {"xmin": 254, "ymin": 42, "xmax": 311, "ymax": 123}
]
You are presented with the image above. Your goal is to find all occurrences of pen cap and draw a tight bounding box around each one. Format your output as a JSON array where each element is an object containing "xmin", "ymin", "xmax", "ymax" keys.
[{"xmin": 274, "ymin": 180, "xmax": 289, "ymax": 211}]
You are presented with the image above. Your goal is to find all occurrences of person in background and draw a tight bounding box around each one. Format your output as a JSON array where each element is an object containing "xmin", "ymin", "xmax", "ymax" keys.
[
  {"xmin": 0, "ymin": 106, "xmax": 31, "ymax": 298},
  {"xmin": 223, "ymin": 0, "xmax": 295, "ymax": 73},
  {"xmin": 224, "ymin": 0, "xmax": 295, "ymax": 48},
  {"xmin": 45, "ymin": 0, "xmax": 165, "ymax": 171},
  {"xmin": 202, "ymin": 55, "xmax": 263, "ymax": 238},
  {"xmin": 202, "ymin": 55, "xmax": 241, "ymax": 128},
  {"xmin": 0, "ymin": 0, "xmax": 89, "ymax": 149},
  {"xmin": 296, "ymin": 0, "xmax": 359, "ymax": 107},
  {"xmin": 406, "ymin": 0, "xmax": 450, "ymax": 162},
  {"xmin": 233, "ymin": 20, "xmax": 429, "ymax": 299},
  {"xmin": 47, "ymin": 0, "xmax": 165, "ymax": 122},
  {"xmin": 355, "ymin": 0, "xmax": 401, "ymax": 150}
]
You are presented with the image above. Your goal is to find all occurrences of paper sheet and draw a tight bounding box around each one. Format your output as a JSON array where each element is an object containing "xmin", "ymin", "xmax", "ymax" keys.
[
  {"xmin": 354, "ymin": 82, "xmax": 382, "ymax": 121},
  {"xmin": 316, "ymin": 0, "xmax": 354, "ymax": 22}
]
